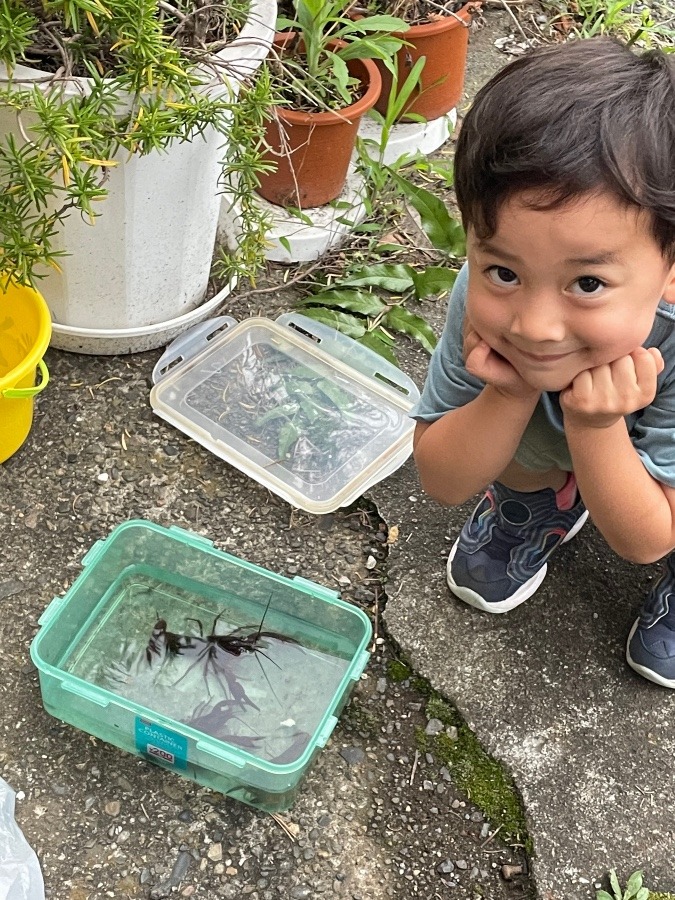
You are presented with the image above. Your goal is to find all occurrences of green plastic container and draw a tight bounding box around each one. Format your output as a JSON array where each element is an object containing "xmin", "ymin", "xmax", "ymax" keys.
[{"xmin": 30, "ymin": 520, "xmax": 371, "ymax": 812}]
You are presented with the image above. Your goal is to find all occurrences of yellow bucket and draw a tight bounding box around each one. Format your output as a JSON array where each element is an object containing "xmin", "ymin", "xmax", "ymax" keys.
[{"xmin": 0, "ymin": 282, "xmax": 52, "ymax": 464}]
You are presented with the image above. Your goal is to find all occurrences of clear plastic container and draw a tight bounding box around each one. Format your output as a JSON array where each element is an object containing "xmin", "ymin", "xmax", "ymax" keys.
[
  {"xmin": 150, "ymin": 314, "xmax": 419, "ymax": 514},
  {"xmin": 30, "ymin": 521, "xmax": 372, "ymax": 812}
]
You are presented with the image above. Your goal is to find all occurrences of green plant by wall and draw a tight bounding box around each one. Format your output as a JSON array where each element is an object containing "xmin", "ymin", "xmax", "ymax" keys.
[
  {"xmin": 296, "ymin": 160, "xmax": 465, "ymax": 365},
  {"xmin": 287, "ymin": 56, "xmax": 467, "ymax": 367},
  {"xmin": 0, "ymin": 0, "xmax": 272, "ymax": 287},
  {"xmin": 598, "ymin": 870, "xmax": 650, "ymax": 900},
  {"xmin": 543, "ymin": 0, "xmax": 674, "ymax": 49}
]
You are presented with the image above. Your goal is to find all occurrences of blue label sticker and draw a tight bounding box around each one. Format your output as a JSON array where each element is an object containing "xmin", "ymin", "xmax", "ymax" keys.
[{"xmin": 135, "ymin": 717, "xmax": 188, "ymax": 770}]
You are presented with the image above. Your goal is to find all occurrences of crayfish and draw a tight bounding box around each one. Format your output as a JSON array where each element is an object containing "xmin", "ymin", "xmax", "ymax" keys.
[
  {"xmin": 145, "ymin": 617, "xmax": 199, "ymax": 665},
  {"xmin": 173, "ymin": 597, "xmax": 299, "ymax": 700},
  {"xmin": 144, "ymin": 595, "xmax": 299, "ymax": 708},
  {"xmin": 185, "ymin": 698, "xmax": 265, "ymax": 749}
]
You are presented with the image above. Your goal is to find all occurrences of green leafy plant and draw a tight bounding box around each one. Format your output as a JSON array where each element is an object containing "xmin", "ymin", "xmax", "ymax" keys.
[
  {"xmin": 597, "ymin": 869, "xmax": 650, "ymax": 900},
  {"xmin": 546, "ymin": 0, "xmax": 674, "ymax": 49},
  {"xmin": 331, "ymin": 55, "xmax": 427, "ymax": 246},
  {"xmin": 215, "ymin": 66, "xmax": 278, "ymax": 285},
  {"xmin": 296, "ymin": 169, "xmax": 465, "ymax": 366},
  {"xmin": 357, "ymin": 53, "xmax": 427, "ymax": 184},
  {"xmin": 264, "ymin": 3, "xmax": 465, "ymax": 366},
  {"xmin": 0, "ymin": 0, "xmax": 272, "ymax": 287},
  {"xmin": 271, "ymin": 0, "xmax": 409, "ymax": 109}
]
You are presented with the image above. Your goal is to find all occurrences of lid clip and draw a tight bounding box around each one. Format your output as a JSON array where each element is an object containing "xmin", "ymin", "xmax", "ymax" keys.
[{"xmin": 152, "ymin": 316, "xmax": 238, "ymax": 384}]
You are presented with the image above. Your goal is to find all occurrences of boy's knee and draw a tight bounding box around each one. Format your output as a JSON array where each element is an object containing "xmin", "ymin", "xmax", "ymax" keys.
[{"xmin": 608, "ymin": 541, "xmax": 673, "ymax": 566}]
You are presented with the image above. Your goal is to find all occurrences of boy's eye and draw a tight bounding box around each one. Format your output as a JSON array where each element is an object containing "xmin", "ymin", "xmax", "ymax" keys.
[
  {"xmin": 486, "ymin": 266, "xmax": 519, "ymax": 286},
  {"xmin": 572, "ymin": 276, "xmax": 605, "ymax": 295}
]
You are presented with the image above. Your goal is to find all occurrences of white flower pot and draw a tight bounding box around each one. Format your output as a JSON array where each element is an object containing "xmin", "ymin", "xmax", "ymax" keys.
[{"xmin": 0, "ymin": 0, "xmax": 276, "ymax": 354}]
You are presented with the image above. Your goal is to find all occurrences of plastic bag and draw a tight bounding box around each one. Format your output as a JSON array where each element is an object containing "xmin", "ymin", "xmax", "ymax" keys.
[{"xmin": 0, "ymin": 779, "xmax": 45, "ymax": 900}]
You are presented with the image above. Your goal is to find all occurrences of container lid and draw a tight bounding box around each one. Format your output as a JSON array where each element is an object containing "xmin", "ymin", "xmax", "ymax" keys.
[{"xmin": 150, "ymin": 314, "xmax": 419, "ymax": 514}]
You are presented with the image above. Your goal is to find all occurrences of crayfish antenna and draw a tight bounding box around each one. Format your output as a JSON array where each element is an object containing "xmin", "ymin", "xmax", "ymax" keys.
[
  {"xmin": 255, "ymin": 593, "xmax": 274, "ymax": 641},
  {"xmin": 253, "ymin": 649, "xmax": 283, "ymax": 707},
  {"xmin": 185, "ymin": 616, "xmax": 205, "ymax": 638}
]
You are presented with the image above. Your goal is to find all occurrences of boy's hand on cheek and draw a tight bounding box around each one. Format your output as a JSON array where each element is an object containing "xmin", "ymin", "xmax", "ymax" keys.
[
  {"xmin": 464, "ymin": 323, "xmax": 540, "ymax": 401},
  {"xmin": 561, "ymin": 347, "xmax": 664, "ymax": 429}
]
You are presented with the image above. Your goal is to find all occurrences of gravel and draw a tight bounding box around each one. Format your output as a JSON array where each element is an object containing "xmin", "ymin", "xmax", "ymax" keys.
[{"xmin": 0, "ymin": 320, "xmax": 534, "ymax": 900}]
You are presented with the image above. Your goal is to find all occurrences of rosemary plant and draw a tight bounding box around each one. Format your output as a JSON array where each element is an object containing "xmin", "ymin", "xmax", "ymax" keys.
[{"xmin": 0, "ymin": 0, "xmax": 272, "ymax": 287}]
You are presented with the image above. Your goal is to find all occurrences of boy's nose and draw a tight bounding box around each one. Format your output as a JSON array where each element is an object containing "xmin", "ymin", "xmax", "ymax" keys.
[{"xmin": 510, "ymin": 297, "xmax": 566, "ymax": 344}]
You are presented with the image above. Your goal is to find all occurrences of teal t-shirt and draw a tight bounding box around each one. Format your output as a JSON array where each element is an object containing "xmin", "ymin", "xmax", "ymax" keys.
[{"xmin": 411, "ymin": 263, "xmax": 675, "ymax": 488}]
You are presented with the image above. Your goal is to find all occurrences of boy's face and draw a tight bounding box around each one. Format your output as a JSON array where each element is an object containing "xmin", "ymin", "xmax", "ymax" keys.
[{"xmin": 465, "ymin": 191, "xmax": 675, "ymax": 393}]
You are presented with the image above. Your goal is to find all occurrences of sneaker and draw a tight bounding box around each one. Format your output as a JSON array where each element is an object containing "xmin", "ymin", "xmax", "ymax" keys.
[
  {"xmin": 447, "ymin": 477, "xmax": 588, "ymax": 614},
  {"xmin": 626, "ymin": 555, "xmax": 675, "ymax": 688}
]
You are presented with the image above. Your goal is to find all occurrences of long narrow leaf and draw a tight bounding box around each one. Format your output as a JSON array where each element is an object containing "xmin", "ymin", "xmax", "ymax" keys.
[
  {"xmin": 338, "ymin": 36, "xmax": 404, "ymax": 62},
  {"xmin": 356, "ymin": 14, "xmax": 409, "ymax": 31},
  {"xmin": 609, "ymin": 871, "xmax": 622, "ymax": 900},
  {"xmin": 336, "ymin": 15, "xmax": 409, "ymax": 35},
  {"xmin": 313, "ymin": 378, "xmax": 351, "ymax": 408},
  {"xmin": 297, "ymin": 306, "xmax": 367, "ymax": 338},
  {"xmin": 412, "ymin": 266, "xmax": 457, "ymax": 298},
  {"xmin": 389, "ymin": 171, "xmax": 466, "ymax": 256},
  {"xmin": 387, "ymin": 56, "xmax": 426, "ymax": 123},
  {"xmin": 382, "ymin": 306, "xmax": 437, "ymax": 353},
  {"xmin": 327, "ymin": 52, "xmax": 352, "ymax": 103},
  {"xmin": 257, "ymin": 404, "xmax": 298, "ymax": 424},
  {"xmin": 358, "ymin": 330, "xmax": 399, "ymax": 366},
  {"xmin": 340, "ymin": 263, "xmax": 416, "ymax": 292},
  {"xmin": 299, "ymin": 289, "xmax": 387, "ymax": 316}
]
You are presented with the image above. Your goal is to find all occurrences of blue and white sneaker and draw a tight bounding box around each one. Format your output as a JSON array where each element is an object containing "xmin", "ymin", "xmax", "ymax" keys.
[
  {"xmin": 627, "ymin": 555, "xmax": 675, "ymax": 688},
  {"xmin": 447, "ymin": 477, "xmax": 588, "ymax": 613}
]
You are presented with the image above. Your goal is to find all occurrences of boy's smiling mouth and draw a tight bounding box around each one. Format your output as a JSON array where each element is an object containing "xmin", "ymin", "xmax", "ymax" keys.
[
  {"xmin": 506, "ymin": 342, "xmax": 576, "ymax": 364},
  {"xmin": 516, "ymin": 349, "xmax": 573, "ymax": 363}
]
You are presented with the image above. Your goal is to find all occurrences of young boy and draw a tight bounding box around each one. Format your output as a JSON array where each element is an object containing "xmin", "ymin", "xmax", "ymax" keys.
[{"xmin": 412, "ymin": 37, "xmax": 675, "ymax": 688}]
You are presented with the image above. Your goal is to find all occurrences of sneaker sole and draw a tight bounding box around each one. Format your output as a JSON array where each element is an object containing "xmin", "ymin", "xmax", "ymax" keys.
[
  {"xmin": 625, "ymin": 619, "xmax": 675, "ymax": 689},
  {"xmin": 447, "ymin": 509, "xmax": 589, "ymax": 614}
]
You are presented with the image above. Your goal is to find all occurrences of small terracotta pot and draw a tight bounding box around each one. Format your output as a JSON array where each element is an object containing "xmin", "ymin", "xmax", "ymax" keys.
[
  {"xmin": 256, "ymin": 35, "xmax": 382, "ymax": 209},
  {"xmin": 375, "ymin": 4, "xmax": 478, "ymax": 122}
]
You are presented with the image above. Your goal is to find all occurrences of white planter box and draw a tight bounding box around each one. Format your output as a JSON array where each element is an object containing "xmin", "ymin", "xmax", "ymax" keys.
[{"xmin": 0, "ymin": 0, "xmax": 276, "ymax": 354}]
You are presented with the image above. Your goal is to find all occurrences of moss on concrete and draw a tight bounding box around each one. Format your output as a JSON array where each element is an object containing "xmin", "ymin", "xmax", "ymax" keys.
[
  {"xmin": 387, "ymin": 659, "xmax": 675, "ymax": 891},
  {"xmin": 387, "ymin": 659, "xmax": 412, "ymax": 682},
  {"xmin": 415, "ymin": 693, "xmax": 532, "ymax": 853},
  {"xmin": 649, "ymin": 893, "xmax": 675, "ymax": 899}
]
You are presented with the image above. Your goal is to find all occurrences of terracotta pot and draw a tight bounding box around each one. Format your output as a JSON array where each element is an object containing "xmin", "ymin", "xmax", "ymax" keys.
[
  {"xmin": 375, "ymin": 4, "xmax": 477, "ymax": 122},
  {"xmin": 256, "ymin": 35, "xmax": 382, "ymax": 209}
]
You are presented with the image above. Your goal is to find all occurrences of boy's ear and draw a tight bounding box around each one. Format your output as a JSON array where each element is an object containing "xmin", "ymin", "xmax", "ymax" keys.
[{"xmin": 662, "ymin": 262, "xmax": 675, "ymax": 305}]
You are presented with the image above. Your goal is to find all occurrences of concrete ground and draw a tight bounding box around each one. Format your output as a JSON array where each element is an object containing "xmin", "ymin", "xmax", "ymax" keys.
[
  {"xmin": 374, "ymin": 380, "xmax": 675, "ymax": 900},
  {"xmin": 1, "ymin": 8, "xmax": 673, "ymax": 900},
  {"xmin": 0, "ymin": 326, "xmax": 534, "ymax": 900},
  {"xmin": 377, "ymin": 13, "xmax": 675, "ymax": 897}
]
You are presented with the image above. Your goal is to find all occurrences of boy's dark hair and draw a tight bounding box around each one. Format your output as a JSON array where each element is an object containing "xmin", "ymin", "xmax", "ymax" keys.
[{"xmin": 454, "ymin": 37, "xmax": 675, "ymax": 262}]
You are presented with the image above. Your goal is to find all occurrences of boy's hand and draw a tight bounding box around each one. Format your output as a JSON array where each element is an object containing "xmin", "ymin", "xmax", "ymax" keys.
[
  {"xmin": 464, "ymin": 323, "xmax": 540, "ymax": 401},
  {"xmin": 561, "ymin": 347, "xmax": 664, "ymax": 429}
]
